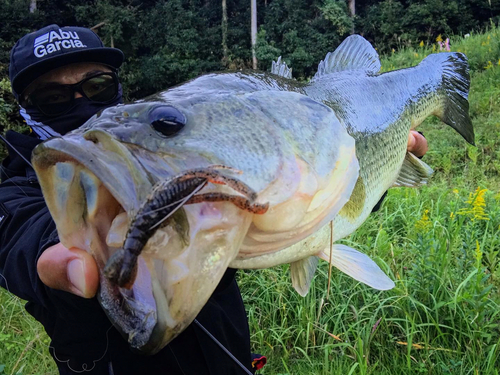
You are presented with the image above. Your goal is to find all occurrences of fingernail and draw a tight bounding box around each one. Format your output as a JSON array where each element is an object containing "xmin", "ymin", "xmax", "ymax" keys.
[{"xmin": 68, "ymin": 259, "xmax": 87, "ymax": 297}]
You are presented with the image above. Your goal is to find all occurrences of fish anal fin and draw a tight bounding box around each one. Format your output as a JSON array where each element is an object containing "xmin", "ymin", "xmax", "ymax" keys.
[
  {"xmin": 393, "ymin": 152, "xmax": 433, "ymax": 188},
  {"xmin": 290, "ymin": 256, "xmax": 319, "ymax": 297},
  {"xmin": 318, "ymin": 244, "xmax": 395, "ymax": 290},
  {"xmin": 313, "ymin": 35, "xmax": 381, "ymax": 81}
]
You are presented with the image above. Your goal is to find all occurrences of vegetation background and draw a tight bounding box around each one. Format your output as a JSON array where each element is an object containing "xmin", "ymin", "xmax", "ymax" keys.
[
  {"xmin": 0, "ymin": 0, "xmax": 499, "ymax": 135},
  {"xmin": 1, "ymin": 0, "xmax": 500, "ymax": 374}
]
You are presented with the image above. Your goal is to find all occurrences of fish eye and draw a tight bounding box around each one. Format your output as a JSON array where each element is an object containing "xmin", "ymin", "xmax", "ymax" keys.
[{"xmin": 149, "ymin": 106, "xmax": 186, "ymax": 137}]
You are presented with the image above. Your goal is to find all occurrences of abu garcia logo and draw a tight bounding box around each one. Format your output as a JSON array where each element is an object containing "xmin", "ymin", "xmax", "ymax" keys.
[{"xmin": 33, "ymin": 29, "xmax": 87, "ymax": 58}]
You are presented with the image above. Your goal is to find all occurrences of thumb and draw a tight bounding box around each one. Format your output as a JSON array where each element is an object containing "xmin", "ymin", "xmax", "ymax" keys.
[{"xmin": 37, "ymin": 243, "xmax": 99, "ymax": 298}]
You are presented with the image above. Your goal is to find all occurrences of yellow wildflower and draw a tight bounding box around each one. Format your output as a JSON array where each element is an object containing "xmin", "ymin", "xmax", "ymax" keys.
[
  {"xmin": 457, "ymin": 187, "xmax": 490, "ymax": 221},
  {"xmin": 485, "ymin": 61, "xmax": 493, "ymax": 70},
  {"xmin": 392, "ymin": 48, "xmax": 395, "ymax": 53},
  {"xmin": 475, "ymin": 240, "xmax": 482, "ymax": 262},
  {"xmin": 415, "ymin": 209, "xmax": 432, "ymax": 231},
  {"xmin": 482, "ymin": 41, "xmax": 486, "ymax": 46},
  {"xmin": 450, "ymin": 212, "xmax": 455, "ymax": 219},
  {"xmin": 419, "ymin": 40, "xmax": 424, "ymax": 47},
  {"xmin": 453, "ymin": 189, "xmax": 459, "ymax": 195},
  {"xmin": 436, "ymin": 34, "xmax": 443, "ymax": 42},
  {"xmin": 414, "ymin": 53, "xmax": 419, "ymax": 57}
]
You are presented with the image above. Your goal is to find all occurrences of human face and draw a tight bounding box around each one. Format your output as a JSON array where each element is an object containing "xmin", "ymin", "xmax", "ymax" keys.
[
  {"xmin": 22, "ymin": 63, "xmax": 118, "ymax": 116},
  {"xmin": 23, "ymin": 62, "xmax": 113, "ymax": 99}
]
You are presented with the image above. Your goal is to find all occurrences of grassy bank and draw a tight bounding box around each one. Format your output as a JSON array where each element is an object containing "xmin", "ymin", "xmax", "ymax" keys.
[
  {"xmin": 242, "ymin": 27, "xmax": 500, "ymax": 375},
  {"xmin": 1, "ymin": 28, "xmax": 500, "ymax": 374}
]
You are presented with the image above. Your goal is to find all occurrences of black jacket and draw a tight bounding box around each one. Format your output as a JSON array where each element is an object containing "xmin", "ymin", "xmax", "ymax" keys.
[{"xmin": 0, "ymin": 130, "xmax": 253, "ymax": 375}]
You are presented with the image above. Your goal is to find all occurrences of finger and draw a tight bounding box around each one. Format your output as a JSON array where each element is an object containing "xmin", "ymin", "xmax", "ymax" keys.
[
  {"xmin": 407, "ymin": 131, "xmax": 428, "ymax": 157},
  {"xmin": 37, "ymin": 243, "xmax": 99, "ymax": 298}
]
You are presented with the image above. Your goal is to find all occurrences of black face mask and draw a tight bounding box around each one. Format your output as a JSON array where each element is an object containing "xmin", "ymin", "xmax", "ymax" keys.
[{"xmin": 21, "ymin": 84, "xmax": 123, "ymax": 137}]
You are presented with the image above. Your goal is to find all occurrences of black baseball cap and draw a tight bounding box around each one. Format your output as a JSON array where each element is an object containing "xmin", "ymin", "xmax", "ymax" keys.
[{"xmin": 9, "ymin": 24, "xmax": 124, "ymax": 100}]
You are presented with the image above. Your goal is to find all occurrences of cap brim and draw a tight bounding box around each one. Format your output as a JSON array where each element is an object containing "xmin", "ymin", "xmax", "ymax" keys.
[{"xmin": 12, "ymin": 47, "xmax": 124, "ymax": 98}]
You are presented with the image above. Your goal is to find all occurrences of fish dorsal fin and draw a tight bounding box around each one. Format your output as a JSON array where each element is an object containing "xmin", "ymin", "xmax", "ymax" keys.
[
  {"xmin": 271, "ymin": 56, "xmax": 293, "ymax": 79},
  {"xmin": 393, "ymin": 152, "xmax": 434, "ymax": 187},
  {"xmin": 317, "ymin": 244, "xmax": 395, "ymax": 290},
  {"xmin": 313, "ymin": 35, "xmax": 381, "ymax": 81},
  {"xmin": 290, "ymin": 256, "xmax": 319, "ymax": 297}
]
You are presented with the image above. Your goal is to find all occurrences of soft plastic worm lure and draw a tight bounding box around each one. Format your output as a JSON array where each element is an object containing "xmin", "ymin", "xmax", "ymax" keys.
[{"xmin": 104, "ymin": 166, "xmax": 269, "ymax": 288}]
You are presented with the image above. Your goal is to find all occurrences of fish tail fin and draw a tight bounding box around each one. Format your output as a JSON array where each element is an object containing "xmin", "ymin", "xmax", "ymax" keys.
[{"xmin": 419, "ymin": 52, "xmax": 474, "ymax": 145}]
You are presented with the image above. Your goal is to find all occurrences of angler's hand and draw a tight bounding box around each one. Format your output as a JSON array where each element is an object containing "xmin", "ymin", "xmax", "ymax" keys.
[
  {"xmin": 37, "ymin": 243, "xmax": 99, "ymax": 298},
  {"xmin": 407, "ymin": 130, "xmax": 428, "ymax": 157}
]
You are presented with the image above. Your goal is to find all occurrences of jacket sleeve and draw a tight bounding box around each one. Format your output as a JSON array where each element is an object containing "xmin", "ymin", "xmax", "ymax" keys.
[{"xmin": 0, "ymin": 175, "xmax": 60, "ymax": 307}]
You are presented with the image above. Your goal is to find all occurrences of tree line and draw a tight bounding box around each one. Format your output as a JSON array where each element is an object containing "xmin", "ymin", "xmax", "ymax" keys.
[{"xmin": 0, "ymin": 0, "xmax": 498, "ymax": 105}]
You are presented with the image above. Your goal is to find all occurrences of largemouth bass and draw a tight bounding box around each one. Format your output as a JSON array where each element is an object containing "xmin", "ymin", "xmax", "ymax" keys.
[{"xmin": 32, "ymin": 35, "xmax": 473, "ymax": 354}]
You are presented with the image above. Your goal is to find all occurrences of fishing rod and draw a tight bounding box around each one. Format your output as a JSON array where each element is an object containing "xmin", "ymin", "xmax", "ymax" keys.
[
  {"xmin": 194, "ymin": 319, "xmax": 254, "ymax": 375},
  {"xmin": 0, "ymin": 133, "xmax": 34, "ymax": 169}
]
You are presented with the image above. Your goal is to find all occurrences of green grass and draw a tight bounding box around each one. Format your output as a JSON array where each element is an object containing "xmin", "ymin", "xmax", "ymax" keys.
[
  {"xmin": 241, "ymin": 27, "xmax": 500, "ymax": 375},
  {"xmin": 0, "ymin": 292, "xmax": 53, "ymax": 375},
  {"xmin": 242, "ymin": 187, "xmax": 500, "ymax": 374},
  {"xmin": 1, "ymin": 28, "xmax": 500, "ymax": 374}
]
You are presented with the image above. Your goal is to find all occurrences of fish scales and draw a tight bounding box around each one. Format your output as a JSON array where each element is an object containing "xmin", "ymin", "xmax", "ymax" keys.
[
  {"xmin": 304, "ymin": 54, "xmax": 469, "ymax": 238},
  {"xmin": 32, "ymin": 35, "xmax": 473, "ymax": 353}
]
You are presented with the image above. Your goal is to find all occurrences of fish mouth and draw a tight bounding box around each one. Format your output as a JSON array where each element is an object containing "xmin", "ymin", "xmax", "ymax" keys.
[
  {"xmin": 32, "ymin": 130, "xmax": 255, "ymax": 354},
  {"xmin": 32, "ymin": 137, "xmax": 160, "ymax": 351}
]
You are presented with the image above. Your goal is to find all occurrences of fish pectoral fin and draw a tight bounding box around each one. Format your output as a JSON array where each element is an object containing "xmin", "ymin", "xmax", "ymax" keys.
[
  {"xmin": 393, "ymin": 152, "xmax": 434, "ymax": 188},
  {"xmin": 313, "ymin": 35, "xmax": 381, "ymax": 81},
  {"xmin": 317, "ymin": 244, "xmax": 395, "ymax": 290},
  {"xmin": 290, "ymin": 256, "xmax": 319, "ymax": 297}
]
